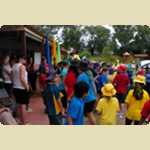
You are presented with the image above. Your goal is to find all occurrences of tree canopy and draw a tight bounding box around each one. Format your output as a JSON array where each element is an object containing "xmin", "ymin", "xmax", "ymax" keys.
[{"xmin": 35, "ymin": 25, "xmax": 150, "ymax": 56}]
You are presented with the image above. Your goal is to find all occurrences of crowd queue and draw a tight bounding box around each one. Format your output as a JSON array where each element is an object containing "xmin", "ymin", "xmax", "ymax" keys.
[{"xmin": 0, "ymin": 53, "xmax": 150, "ymax": 125}]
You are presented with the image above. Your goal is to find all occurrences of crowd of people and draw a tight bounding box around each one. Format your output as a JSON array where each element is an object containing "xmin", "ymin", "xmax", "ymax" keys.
[{"xmin": 0, "ymin": 53, "xmax": 150, "ymax": 125}]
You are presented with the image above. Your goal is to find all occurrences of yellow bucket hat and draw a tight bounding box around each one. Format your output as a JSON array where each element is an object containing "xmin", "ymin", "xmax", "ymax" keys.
[
  {"xmin": 134, "ymin": 75, "xmax": 146, "ymax": 85},
  {"xmin": 101, "ymin": 83, "xmax": 116, "ymax": 97}
]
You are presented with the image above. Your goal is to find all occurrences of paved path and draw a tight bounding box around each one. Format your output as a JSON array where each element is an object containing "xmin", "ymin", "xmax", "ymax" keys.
[
  {"xmin": 27, "ymin": 95, "xmax": 49, "ymax": 125},
  {"xmin": 25, "ymin": 95, "xmax": 125, "ymax": 125}
]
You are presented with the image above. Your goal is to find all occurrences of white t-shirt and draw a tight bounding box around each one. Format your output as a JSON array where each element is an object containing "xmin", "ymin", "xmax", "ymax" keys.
[
  {"xmin": 12, "ymin": 63, "xmax": 28, "ymax": 90},
  {"xmin": 3, "ymin": 64, "xmax": 12, "ymax": 84}
]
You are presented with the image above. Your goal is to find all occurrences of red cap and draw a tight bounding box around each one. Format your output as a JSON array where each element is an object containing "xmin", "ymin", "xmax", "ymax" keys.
[{"xmin": 118, "ymin": 64, "xmax": 127, "ymax": 72}]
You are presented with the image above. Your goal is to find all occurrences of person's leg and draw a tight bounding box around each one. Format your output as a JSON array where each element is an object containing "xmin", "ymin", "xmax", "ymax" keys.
[
  {"xmin": 25, "ymin": 91, "xmax": 32, "ymax": 112},
  {"xmin": 61, "ymin": 90, "xmax": 67, "ymax": 113},
  {"xmin": 49, "ymin": 115, "xmax": 62, "ymax": 125},
  {"xmin": 41, "ymin": 91, "xmax": 48, "ymax": 113},
  {"xmin": 17, "ymin": 104, "xmax": 29, "ymax": 124},
  {"xmin": 125, "ymin": 118, "xmax": 133, "ymax": 125},
  {"xmin": 134, "ymin": 120, "xmax": 140, "ymax": 125},
  {"xmin": 84, "ymin": 101, "xmax": 96, "ymax": 125},
  {"xmin": 86, "ymin": 112, "xmax": 96, "ymax": 125}
]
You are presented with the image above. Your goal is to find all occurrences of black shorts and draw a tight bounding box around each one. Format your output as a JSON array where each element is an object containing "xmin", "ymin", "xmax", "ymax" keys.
[
  {"xmin": 116, "ymin": 93, "xmax": 126, "ymax": 103},
  {"xmin": 13, "ymin": 88, "xmax": 30, "ymax": 105},
  {"xmin": 84, "ymin": 100, "xmax": 96, "ymax": 115}
]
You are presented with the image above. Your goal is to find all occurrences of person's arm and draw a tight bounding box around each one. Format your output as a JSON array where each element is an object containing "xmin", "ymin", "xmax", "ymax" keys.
[
  {"xmin": 139, "ymin": 101, "xmax": 150, "ymax": 125},
  {"xmin": 124, "ymin": 90, "xmax": 132, "ymax": 110},
  {"xmin": 19, "ymin": 65, "xmax": 29, "ymax": 91},
  {"xmin": 95, "ymin": 99, "xmax": 102, "ymax": 115}
]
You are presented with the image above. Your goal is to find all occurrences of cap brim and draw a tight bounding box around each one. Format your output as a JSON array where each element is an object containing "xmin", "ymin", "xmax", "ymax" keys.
[
  {"xmin": 134, "ymin": 80, "xmax": 145, "ymax": 85},
  {"xmin": 101, "ymin": 87, "xmax": 116, "ymax": 96}
]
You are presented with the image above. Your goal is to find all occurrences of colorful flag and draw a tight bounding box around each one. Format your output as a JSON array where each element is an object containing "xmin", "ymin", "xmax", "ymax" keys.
[
  {"xmin": 56, "ymin": 43, "xmax": 61, "ymax": 63},
  {"xmin": 44, "ymin": 34, "xmax": 51, "ymax": 65},
  {"xmin": 52, "ymin": 39, "xmax": 57, "ymax": 65}
]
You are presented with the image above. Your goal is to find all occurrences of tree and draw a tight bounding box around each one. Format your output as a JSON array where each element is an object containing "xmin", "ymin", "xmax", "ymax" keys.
[
  {"xmin": 113, "ymin": 25, "xmax": 136, "ymax": 54},
  {"xmin": 130, "ymin": 25, "xmax": 150, "ymax": 54},
  {"xmin": 61, "ymin": 25, "xmax": 83, "ymax": 50},
  {"xmin": 83, "ymin": 26, "xmax": 110, "ymax": 55}
]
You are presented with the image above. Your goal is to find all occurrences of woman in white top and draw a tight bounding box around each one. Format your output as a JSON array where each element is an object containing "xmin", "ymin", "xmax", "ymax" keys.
[
  {"xmin": 3, "ymin": 56, "xmax": 13, "ymax": 96},
  {"xmin": 12, "ymin": 55, "xmax": 30, "ymax": 124}
]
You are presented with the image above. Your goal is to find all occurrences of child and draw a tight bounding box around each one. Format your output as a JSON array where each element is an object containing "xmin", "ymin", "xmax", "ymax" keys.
[
  {"xmin": 67, "ymin": 81, "xmax": 89, "ymax": 125},
  {"xmin": 96, "ymin": 83, "xmax": 120, "ymax": 125},
  {"xmin": 43, "ymin": 73, "xmax": 64, "ymax": 125},
  {"xmin": 125, "ymin": 75, "xmax": 149, "ymax": 125}
]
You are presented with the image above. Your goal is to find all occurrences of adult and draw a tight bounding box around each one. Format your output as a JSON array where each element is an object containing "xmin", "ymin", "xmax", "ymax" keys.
[
  {"xmin": 27, "ymin": 57, "xmax": 37, "ymax": 91},
  {"xmin": 77, "ymin": 61, "xmax": 97, "ymax": 124},
  {"xmin": 113, "ymin": 64, "xmax": 130, "ymax": 113},
  {"xmin": 64, "ymin": 64, "xmax": 78, "ymax": 101},
  {"xmin": 125, "ymin": 75, "xmax": 149, "ymax": 125},
  {"xmin": 2, "ymin": 55, "xmax": 12, "ymax": 96},
  {"xmin": 12, "ymin": 55, "xmax": 30, "ymax": 124},
  {"xmin": 39, "ymin": 56, "xmax": 49, "ymax": 75}
]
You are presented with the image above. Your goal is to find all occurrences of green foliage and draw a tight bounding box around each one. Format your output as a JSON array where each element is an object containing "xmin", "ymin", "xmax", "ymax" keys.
[
  {"xmin": 83, "ymin": 26, "xmax": 111, "ymax": 55},
  {"xmin": 79, "ymin": 50, "xmax": 91, "ymax": 58},
  {"xmin": 35, "ymin": 25, "xmax": 150, "ymax": 56},
  {"xmin": 61, "ymin": 26, "xmax": 82, "ymax": 50}
]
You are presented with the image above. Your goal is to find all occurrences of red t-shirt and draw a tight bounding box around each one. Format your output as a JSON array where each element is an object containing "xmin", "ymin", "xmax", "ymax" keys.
[
  {"xmin": 64, "ymin": 71, "xmax": 77, "ymax": 99},
  {"xmin": 141, "ymin": 100, "xmax": 150, "ymax": 122},
  {"xmin": 39, "ymin": 73, "xmax": 47, "ymax": 89},
  {"xmin": 113, "ymin": 73, "xmax": 130, "ymax": 94}
]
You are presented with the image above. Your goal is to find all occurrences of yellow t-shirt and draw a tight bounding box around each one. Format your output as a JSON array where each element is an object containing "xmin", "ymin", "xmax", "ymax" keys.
[
  {"xmin": 96, "ymin": 97, "xmax": 120, "ymax": 125},
  {"xmin": 125, "ymin": 90, "xmax": 149, "ymax": 121}
]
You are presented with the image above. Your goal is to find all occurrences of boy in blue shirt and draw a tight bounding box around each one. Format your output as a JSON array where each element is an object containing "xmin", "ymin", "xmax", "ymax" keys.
[
  {"xmin": 67, "ymin": 81, "xmax": 89, "ymax": 125},
  {"xmin": 77, "ymin": 61, "xmax": 97, "ymax": 125},
  {"xmin": 43, "ymin": 73, "xmax": 64, "ymax": 125}
]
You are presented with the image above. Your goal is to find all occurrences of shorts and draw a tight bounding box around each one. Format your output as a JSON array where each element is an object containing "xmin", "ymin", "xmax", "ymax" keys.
[
  {"xmin": 116, "ymin": 93, "xmax": 126, "ymax": 103},
  {"xmin": 13, "ymin": 88, "xmax": 30, "ymax": 105},
  {"xmin": 84, "ymin": 100, "xmax": 96, "ymax": 115}
]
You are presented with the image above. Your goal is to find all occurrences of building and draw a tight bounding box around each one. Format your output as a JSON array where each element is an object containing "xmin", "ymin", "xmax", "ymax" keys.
[{"xmin": 0, "ymin": 25, "xmax": 45, "ymax": 58}]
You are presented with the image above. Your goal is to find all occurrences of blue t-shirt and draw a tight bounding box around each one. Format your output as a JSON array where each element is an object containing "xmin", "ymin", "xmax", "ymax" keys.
[
  {"xmin": 67, "ymin": 96, "xmax": 84, "ymax": 125},
  {"xmin": 61, "ymin": 68, "xmax": 68, "ymax": 79},
  {"xmin": 146, "ymin": 72, "xmax": 150, "ymax": 83},
  {"xmin": 97, "ymin": 74, "xmax": 108, "ymax": 91},
  {"xmin": 43, "ymin": 83, "xmax": 60, "ymax": 116},
  {"xmin": 77, "ymin": 72, "xmax": 96, "ymax": 103}
]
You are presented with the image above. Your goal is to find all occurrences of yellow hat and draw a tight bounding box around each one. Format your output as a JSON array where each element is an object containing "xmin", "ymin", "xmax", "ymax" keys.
[
  {"xmin": 72, "ymin": 54, "xmax": 80, "ymax": 60},
  {"xmin": 134, "ymin": 75, "xmax": 146, "ymax": 85},
  {"xmin": 101, "ymin": 83, "xmax": 116, "ymax": 97}
]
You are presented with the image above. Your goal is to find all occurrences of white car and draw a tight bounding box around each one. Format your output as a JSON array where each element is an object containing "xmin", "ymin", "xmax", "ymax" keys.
[{"xmin": 140, "ymin": 60, "xmax": 150, "ymax": 68}]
